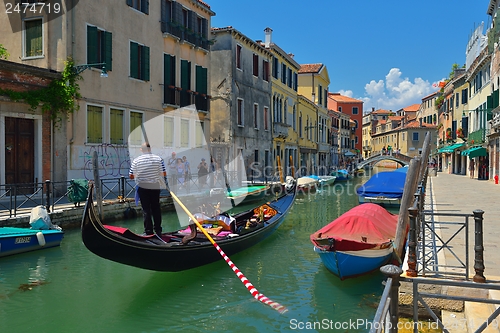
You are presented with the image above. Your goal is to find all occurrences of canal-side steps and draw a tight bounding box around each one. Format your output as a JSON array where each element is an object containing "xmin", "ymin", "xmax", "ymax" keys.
[{"xmin": 441, "ymin": 285, "xmax": 500, "ymax": 333}]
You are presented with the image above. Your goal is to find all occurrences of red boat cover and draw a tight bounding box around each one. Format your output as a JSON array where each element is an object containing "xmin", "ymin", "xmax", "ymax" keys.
[{"xmin": 310, "ymin": 203, "xmax": 398, "ymax": 251}]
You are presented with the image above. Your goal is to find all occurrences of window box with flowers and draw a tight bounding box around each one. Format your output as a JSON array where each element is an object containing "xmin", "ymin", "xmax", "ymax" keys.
[{"xmin": 456, "ymin": 128, "xmax": 465, "ymax": 139}]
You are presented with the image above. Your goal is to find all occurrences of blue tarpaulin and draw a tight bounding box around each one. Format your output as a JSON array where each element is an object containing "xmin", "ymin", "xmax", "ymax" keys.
[{"xmin": 356, "ymin": 171, "xmax": 407, "ymax": 199}]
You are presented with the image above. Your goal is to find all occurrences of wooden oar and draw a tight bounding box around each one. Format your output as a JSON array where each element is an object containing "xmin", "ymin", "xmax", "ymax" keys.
[{"xmin": 168, "ymin": 189, "xmax": 288, "ymax": 314}]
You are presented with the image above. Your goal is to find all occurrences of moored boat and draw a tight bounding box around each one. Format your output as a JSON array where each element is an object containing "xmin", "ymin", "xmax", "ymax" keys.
[
  {"xmin": 310, "ymin": 203, "xmax": 398, "ymax": 279},
  {"xmin": 356, "ymin": 169, "xmax": 407, "ymax": 208},
  {"xmin": 0, "ymin": 227, "xmax": 64, "ymax": 258},
  {"xmin": 81, "ymin": 178, "xmax": 297, "ymax": 272},
  {"xmin": 331, "ymin": 169, "xmax": 350, "ymax": 181},
  {"xmin": 297, "ymin": 176, "xmax": 319, "ymax": 194}
]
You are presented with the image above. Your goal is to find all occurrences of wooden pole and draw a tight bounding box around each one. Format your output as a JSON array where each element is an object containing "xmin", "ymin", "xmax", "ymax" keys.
[
  {"xmin": 92, "ymin": 151, "xmax": 103, "ymax": 221},
  {"xmin": 417, "ymin": 132, "xmax": 431, "ymax": 182},
  {"xmin": 277, "ymin": 156, "xmax": 284, "ymax": 183},
  {"xmin": 289, "ymin": 155, "xmax": 295, "ymax": 178},
  {"xmin": 394, "ymin": 157, "xmax": 421, "ymax": 259}
]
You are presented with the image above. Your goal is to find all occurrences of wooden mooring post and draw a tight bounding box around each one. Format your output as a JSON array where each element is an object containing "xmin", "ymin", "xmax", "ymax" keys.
[
  {"xmin": 92, "ymin": 151, "xmax": 103, "ymax": 221},
  {"xmin": 394, "ymin": 157, "xmax": 421, "ymax": 261}
]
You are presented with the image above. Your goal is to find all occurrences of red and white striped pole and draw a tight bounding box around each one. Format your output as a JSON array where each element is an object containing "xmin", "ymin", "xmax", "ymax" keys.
[{"xmin": 169, "ymin": 190, "xmax": 287, "ymax": 314}]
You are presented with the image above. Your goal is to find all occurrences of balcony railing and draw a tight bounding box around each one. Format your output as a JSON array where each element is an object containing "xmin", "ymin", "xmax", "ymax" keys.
[
  {"xmin": 317, "ymin": 142, "xmax": 330, "ymax": 152},
  {"xmin": 273, "ymin": 122, "xmax": 289, "ymax": 138},
  {"xmin": 163, "ymin": 86, "xmax": 209, "ymax": 112},
  {"xmin": 468, "ymin": 128, "xmax": 489, "ymax": 145}
]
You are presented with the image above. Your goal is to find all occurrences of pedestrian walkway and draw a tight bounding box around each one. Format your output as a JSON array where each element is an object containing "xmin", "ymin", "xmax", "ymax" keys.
[{"xmin": 429, "ymin": 172, "xmax": 500, "ymax": 279}]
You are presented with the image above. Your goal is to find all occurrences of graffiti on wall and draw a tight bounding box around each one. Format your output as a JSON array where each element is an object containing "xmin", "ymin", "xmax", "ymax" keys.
[{"xmin": 77, "ymin": 144, "xmax": 131, "ymax": 180}]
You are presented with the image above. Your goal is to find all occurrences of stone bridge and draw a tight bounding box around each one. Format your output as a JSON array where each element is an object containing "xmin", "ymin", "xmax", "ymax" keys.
[{"xmin": 357, "ymin": 152, "xmax": 412, "ymax": 169}]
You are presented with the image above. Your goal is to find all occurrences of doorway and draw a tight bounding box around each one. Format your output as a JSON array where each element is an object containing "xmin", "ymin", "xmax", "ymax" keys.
[{"xmin": 4, "ymin": 117, "xmax": 35, "ymax": 191}]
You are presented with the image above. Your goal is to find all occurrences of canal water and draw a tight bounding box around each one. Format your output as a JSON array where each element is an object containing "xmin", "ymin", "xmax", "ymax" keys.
[{"xmin": 0, "ymin": 169, "xmax": 394, "ymax": 333}]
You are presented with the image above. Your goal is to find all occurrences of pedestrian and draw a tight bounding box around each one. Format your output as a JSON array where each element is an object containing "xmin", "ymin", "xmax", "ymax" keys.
[
  {"xmin": 182, "ymin": 156, "xmax": 191, "ymax": 184},
  {"xmin": 469, "ymin": 159, "xmax": 475, "ymax": 179},
  {"xmin": 167, "ymin": 152, "xmax": 178, "ymax": 188},
  {"xmin": 210, "ymin": 157, "xmax": 216, "ymax": 187},
  {"xmin": 197, "ymin": 158, "xmax": 209, "ymax": 188},
  {"xmin": 382, "ymin": 146, "xmax": 386, "ymax": 155},
  {"xmin": 129, "ymin": 142, "xmax": 166, "ymax": 236},
  {"xmin": 176, "ymin": 158, "xmax": 185, "ymax": 187}
]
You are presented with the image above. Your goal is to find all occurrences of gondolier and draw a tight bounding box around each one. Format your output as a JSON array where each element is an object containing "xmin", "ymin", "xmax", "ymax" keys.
[{"xmin": 129, "ymin": 142, "xmax": 167, "ymax": 236}]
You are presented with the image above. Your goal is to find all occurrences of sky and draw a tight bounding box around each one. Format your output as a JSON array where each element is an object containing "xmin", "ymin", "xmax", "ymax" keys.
[{"xmin": 207, "ymin": 0, "xmax": 491, "ymax": 113}]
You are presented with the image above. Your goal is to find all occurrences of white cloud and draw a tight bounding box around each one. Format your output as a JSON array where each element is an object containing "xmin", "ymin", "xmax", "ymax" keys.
[{"xmin": 359, "ymin": 68, "xmax": 435, "ymax": 112}]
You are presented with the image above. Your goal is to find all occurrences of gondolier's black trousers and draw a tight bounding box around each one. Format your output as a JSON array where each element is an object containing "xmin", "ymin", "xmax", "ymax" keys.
[{"xmin": 137, "ymin": 187, "xmax": 162, "ymax": 235}]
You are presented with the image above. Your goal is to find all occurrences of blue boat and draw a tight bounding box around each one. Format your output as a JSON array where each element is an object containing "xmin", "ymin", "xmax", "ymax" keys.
[
  {"xmin": 0, "ymin": 227, "xmax": 64, "ymax": 258},
  {"xmin": 310, "ymin": 203, "xmax": 398, "ymax": 279},
  {"xmin": 331, "ymin": 169, "xmax": 350, "ymax": 181},
  {"xmin": 356, "ymin": 169, "xmax": 407, "ymax": 207}
]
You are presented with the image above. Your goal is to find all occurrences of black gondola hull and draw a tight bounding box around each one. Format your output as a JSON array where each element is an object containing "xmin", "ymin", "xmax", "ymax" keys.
[{"xmin": 81, "ymin": 184, "xmax": 296, "ymax": 272}]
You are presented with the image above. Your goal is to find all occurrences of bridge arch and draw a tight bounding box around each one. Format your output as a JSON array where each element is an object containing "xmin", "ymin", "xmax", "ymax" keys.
[{"xmin": 357, "ymin": 152, "xmax": 412, "ymax": 169}]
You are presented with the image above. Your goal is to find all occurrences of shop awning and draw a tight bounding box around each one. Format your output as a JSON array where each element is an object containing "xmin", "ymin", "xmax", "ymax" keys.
[
  {"xmin": 461, "ymin": 146, "xmax": 487, "ymax": 158},
  {"xmin": 437, "ymin": 142, "xmax": 465, "ymax": 153}
]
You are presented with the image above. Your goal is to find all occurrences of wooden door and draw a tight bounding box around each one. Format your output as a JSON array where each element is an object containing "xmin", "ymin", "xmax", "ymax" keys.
[{"xmin": 4, "ymin": 117, "xmax": 35, "ymax": 192}]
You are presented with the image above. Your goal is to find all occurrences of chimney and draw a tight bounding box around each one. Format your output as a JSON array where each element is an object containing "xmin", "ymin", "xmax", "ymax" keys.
[
  {"xmin": 419, "ymin": 118, "xmax": 422, "ymax": 127},
  {"xmin": 372, "ymin": 107, "xmax": 375, "ymax": 112},
  {"xmin": 264, "ymin": 27, "xmax": 273, "ymax": 48}
]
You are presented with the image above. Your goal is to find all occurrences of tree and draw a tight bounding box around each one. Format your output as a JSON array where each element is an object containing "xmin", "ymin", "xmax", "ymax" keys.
[{"xmin": 0, "ymin": 44, "xmax": 9, "ymax": 59}]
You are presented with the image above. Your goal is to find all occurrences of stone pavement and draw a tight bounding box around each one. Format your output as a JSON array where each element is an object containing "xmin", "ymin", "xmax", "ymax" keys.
[{"xmin": 428, "ymin": 171, "xmax": 500, "ymax": 279}]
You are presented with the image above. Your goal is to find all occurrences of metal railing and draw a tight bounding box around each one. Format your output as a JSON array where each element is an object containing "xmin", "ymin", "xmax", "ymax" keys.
[{"xmin": 0, "ymin": 171, "xmax": 279, "ymax": 218}]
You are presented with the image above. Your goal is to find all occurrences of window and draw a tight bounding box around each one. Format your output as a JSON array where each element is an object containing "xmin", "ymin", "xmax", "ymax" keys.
[
  {"xmin": 264, "ymin": 106, "xmax": 269, "ymax": 130},
  {"xmin": 24, "ymin": 18, "xmax": 42, "ymax": 58},
  {"xmin": 272, "ymin": 57, "xmax": 278, "ymax": 79},
  {"xmin": 129, "ymin": 111, "xmax": 143, "ymax": 145},
  {"xmin": 126, "ymin": 0, "xmax": 149, "ymax": 14},
  {"xmin": 87, "ymin": 105, "xmax": 103, "ymax": 143},
  {"xmin": 164, "ymin": 116, "xmax": 174, "ymax": 147},
  {"xmin": 287, "ymin": 67, "xmax": 292, "ymax": 88},
  {"xmin": 164, "ymin": 54, "xmax": 176, "ymax": 104},
  {"xmin": 281, "ymin": 63, "xmax": 286, "ymax": 84},
  {"xmin": 180, "ymin": 119, "xmax": 189, "ymax": 147},
  {"xmin": 195, "ymin": 121, "xmax": 204, "ymax": 147},
  {"xmin": 338, "ymin": 106, "xmax": 342, "ymax": 113},
  {"xmin": 180, "ymin": 59, "xmax": 191, "ymax": 106},
  {"xmin": 318, "ymin": 85, "xmax": 323, "ymax": 105},
  {"xmin": 253, "ymin": 54, "xmax": 259, "ymax": 77},
  {"xmin": 110, "ymin": 108, "xmax": 124, "ymax": 144},
  {"xmin": 352, "ymin": 107, "xmax": 359, "ymax": 115},
  {"xmin": 412, "ymin": 132, "xmax": 419, "ymax": 141},
  {"xmin": 299, "ymin": 113, "xmax": 302, "ymax": 137},
  {"xmin": 87, "ymin": 25, "xmax": 112, "ymax": 71},
  {"xmin": 237, "ymin": 99, "xmax": 244, "ymax": 126},
  {"xmin": 262, "ymin": 59, "xmax": 269, "ymax": 81},
  {"xmin": 293, "ymin": 72, "xmax": 298, "ymax": 91},
  {"xmin": 130, "ymin": 41, "xmax": 150, "ymax": 81},
  {"xmin": 253, "ymin": 104, "xmax": 259, "ymax": 129},
  {"xmin": 236, "ymin": 44, "xmax": 242, "ymax": 70}
]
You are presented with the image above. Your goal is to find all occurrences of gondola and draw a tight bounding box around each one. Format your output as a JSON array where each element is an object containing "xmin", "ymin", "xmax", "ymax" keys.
[{"xmin": 81, "ymin": 178, "xmax": 297, "ymax": 272}]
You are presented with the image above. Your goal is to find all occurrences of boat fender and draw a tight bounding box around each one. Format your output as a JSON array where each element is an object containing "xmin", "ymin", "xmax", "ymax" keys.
[
  {"xmin": 36, "ymin": 232, "xmax": 46, "ymax": 246},
  {"xmin": 226, "ymin": 233, "xmax": 239, "ymax": 238}
]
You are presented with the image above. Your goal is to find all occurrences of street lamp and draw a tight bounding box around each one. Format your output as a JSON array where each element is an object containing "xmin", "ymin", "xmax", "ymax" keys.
[{"xmin": 73, "ymin": 63, "xmax": 108, "ymax": 77}]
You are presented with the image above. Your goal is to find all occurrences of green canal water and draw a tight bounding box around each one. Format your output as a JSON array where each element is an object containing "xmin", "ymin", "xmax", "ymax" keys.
[{"xmin": 0, "ymin": 170, "xmax": 394, "ymax": 333}]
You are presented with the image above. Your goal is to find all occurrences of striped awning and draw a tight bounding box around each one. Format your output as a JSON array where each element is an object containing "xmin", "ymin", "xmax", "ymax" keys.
[
  {"xmin": 437, "ymin": 142, "xmax": 465, "ymax": 153},
  {"xmin": 461, "ymin": 146, "xmax": 487, "ymax": 158}
]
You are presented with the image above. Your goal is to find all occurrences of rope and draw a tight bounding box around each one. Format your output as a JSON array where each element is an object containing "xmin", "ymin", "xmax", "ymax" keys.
[{"xmin": 214, "ymin": 242, "xmax": 288, "ymax": 314}]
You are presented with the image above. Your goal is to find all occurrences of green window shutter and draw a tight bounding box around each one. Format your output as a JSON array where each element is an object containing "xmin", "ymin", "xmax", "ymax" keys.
[
  {"xmin": 164, "ymin": 117, "xmax": 174, "ymax": 147},
  {"xmin": 201, "ymin": 67, "xmax": 207, "ymax": 94},
  {"xmin": 181, "ymin": 60, "xmax": 190, "ymax": 89},
  {"xmin": 104, "ymin": 31, "xmax": 112, "ymax": 71},
  {"xmin": 87, "ymin": 26, "xmax": 98, "ymax": 65},
  {"xmin": 142, "ymin": 0, "xmax": 149, "ymax": 14},
  {"xmin": 181, "ymin": 119, "xmax": 189, "ymax": 147},
  {"xmin": 110, "ymin": 109, "xmax": 123, "ymax": 144},
  {"xmin": 25, "ymin": 20, "xmax": 43, "ymax": 57},
  {"xmin": 164, "ymin": 54, "xmax": 172, "ymax": 85},
  {"xmin": 87, "ymin": 106, "xmax": 103, "ymax": 143},
  {"xmin": 195, "ymin": 65, "xmax": 202, "ymax": 92},
  {"xmin": 130, "ymin": 42, "xmax": 138, "ymax": 79},
  {"xmin": 130, "ymin": 112, "xmax": 143, "ymax": 145},
  {"xmin": 142, "ymin": 45, "xmax": 150, "ymax": 81}
]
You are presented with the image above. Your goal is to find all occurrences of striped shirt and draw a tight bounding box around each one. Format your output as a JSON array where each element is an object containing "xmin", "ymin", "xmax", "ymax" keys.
[{"xmin": 129, "ymin": 153, "xmax": 167, "ymax": 189}]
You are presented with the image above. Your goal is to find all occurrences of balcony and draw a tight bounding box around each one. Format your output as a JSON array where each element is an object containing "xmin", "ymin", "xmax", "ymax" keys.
[
  {"xmin": 468, "ymin": 128, "xmax": 489, "ymax": 145},
  {"xmin": 318, "ymin": 142, "xmax": 330, "ymax": 152},
  {"xmin": 163, "ymin": 86, "xmax": 209, "ymax": 112},
  {"xmin": 273, "ymin": 122, "xmax": 289, "ymax": 138}
]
